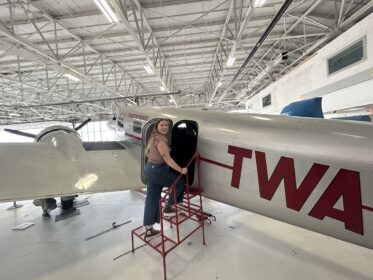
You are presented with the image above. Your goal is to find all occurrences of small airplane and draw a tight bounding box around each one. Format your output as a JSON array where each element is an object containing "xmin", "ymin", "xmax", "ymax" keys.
[{"xmin": 1, "ymin": 106, "xmax": 373, "ymax": 250}]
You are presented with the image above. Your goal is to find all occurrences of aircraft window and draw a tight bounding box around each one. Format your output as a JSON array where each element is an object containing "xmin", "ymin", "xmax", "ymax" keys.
[
  {"xmin": 118, "ymin": 118, "xmax": 124, "ymax": 128},
  {"xmin": 262, "ymin": 94, "xmax": 271, "ymax": 108},
  {"xmin": 328, "ymin": 39, "xmax": 365, "ymax": 75},
  {"xmin": 133, "ymin": 121, "xmax": 142, "ymax": 134},
  {"xmin": 177, "ymin": 123, "xmax": 187, "ymax": 128}
]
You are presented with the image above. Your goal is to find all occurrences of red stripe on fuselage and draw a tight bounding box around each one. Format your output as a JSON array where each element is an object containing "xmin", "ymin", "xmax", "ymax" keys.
[
  {"xmin": 363, "ymin": 205, "xmax": 373, "ymax": 212},
  {"xmin": 199, "ymin": 156, "xmax": 233, "ymax": 170},
  {"xmin": 125, "ymin": 132, "xmax": 142, "ymax": 141}
]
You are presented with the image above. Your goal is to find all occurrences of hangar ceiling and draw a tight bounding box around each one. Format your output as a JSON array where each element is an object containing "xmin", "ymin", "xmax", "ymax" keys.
[{"xmin": 0, "ymin": 0, "xmax": 372, "ymax": 125}]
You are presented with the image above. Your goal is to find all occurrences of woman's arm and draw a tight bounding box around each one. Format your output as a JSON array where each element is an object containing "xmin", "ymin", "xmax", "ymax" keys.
[{"xmin": 157, "ymin": 141, "xmax": 187, "ymax": 174}]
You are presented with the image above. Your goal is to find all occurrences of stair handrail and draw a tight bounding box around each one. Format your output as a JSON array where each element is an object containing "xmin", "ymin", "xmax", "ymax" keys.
[
  {"xmin": 159, "ymin": 152, "xmax": 200, "ymax": 244},
  {"xmin": 159, "ymin": 152, "xmax": 200, "ymax": 204}
]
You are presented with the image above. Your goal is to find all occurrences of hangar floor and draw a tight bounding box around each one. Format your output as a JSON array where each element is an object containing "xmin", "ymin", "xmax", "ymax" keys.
[{"xmin": 0, "ymin": 191, "xmax": 372, "ymax": 280}]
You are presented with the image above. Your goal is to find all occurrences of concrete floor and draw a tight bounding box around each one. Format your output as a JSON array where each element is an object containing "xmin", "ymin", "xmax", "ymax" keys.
[{"xmin": 1, "ymin": 191, "xmax": 373, "ymax": 280}]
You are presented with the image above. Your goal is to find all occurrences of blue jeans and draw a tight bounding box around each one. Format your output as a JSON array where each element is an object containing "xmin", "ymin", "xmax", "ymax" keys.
[{"xmin": 143, "ymin": 162, "xmax": 185, "ymax": 226}]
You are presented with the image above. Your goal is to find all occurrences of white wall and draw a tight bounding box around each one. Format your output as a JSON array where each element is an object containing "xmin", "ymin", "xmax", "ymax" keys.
[{"xmin": 246, "ymin": 13, "xmax": 373, "ymax": 115}]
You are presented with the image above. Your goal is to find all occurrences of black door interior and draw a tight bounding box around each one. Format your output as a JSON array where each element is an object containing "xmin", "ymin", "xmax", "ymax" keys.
[{"xmin": 170, "ymin": 120, "xmax": 198, "ymax": 185}]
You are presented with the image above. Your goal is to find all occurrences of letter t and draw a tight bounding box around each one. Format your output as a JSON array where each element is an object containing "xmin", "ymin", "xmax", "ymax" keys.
[{"xmin": 228, "ymin": 145, "xmax": 253, "ymax": 188}]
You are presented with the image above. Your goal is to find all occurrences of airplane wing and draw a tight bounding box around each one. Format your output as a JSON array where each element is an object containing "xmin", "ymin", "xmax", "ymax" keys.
[{"xmin": 0, "ymin": 140, "xmax": 143, "ymax": 202}]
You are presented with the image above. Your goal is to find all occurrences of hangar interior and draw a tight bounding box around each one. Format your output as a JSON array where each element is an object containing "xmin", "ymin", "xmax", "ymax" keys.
[
  {"xmin": 0, "ymin": 0, "xmax": 372, "ymax": 125},
  {"xmin": 1, "ymin": 0, "xmax": 373, "ymax": 279}
]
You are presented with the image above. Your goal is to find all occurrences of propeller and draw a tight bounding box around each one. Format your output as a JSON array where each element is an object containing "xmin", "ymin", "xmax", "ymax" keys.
[
  {"xmin": 3, "ymin": 129, "xmax": 36, "ymax": 138},
  {"xmin": 75, "ymin": 118, "xmax": 92, "ymax": 131}
]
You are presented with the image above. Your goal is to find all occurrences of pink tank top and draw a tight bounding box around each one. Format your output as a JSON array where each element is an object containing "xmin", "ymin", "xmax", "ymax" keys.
[{"xmin": 147, "ymin": 135, "xmax": 168, "ymax": 163}]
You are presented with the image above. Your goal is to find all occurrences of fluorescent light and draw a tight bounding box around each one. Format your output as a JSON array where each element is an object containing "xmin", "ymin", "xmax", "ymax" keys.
[
  {"xmin": 160, "ymin": 86, "xmax": 166, "ymax": 92},
  {"xmin": 9, "ymin": 112, "xmax": 21, "ymax": 117},
  {"xmin": 64, "ymin": 73, "xmax": 80, "ymax": 82},
  {"xmin": 227, "ymin": 56, "xmax": 235, "ymax": 67},
  {"xmin": 237, "ymin": 92, "xmax": 247, "ymax": 98},
  {"xmin": 168, "ymin": 99, "xmax": 173, "ymax": 103},
  {"xmin": 253, "ymin": 0, "xmax": 266, "ymax": 7},
  {"xmin": 94, "ymin": 0, "xmax": 119, "ymax": 23},
  {"xmin": 144, "ymin": 65, "xmax": 154, "ymax": 74}
]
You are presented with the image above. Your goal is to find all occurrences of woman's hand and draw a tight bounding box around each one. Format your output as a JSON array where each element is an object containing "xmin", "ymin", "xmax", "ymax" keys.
[{"xmin": 180, "ymin": 167, "xmax": 188, "ymax": 175}]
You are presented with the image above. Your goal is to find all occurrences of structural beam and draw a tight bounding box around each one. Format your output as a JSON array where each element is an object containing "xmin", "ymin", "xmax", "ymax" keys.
[{"xmin": 112, "ymin": 0, "xmax": 179, "ymax": 106}]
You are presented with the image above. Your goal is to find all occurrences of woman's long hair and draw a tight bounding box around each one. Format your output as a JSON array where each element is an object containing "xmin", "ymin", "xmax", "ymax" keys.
[{"xmin": 145, "ymin": 118, "xmax": 169, "ymax": 157}]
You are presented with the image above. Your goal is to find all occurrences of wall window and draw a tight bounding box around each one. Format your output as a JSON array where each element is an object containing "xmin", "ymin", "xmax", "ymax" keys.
[
  {"xmin": 79, "ymin": 120, "xmax": 119, "ymax": 142},
  {"xmin": 133, "ymin": 120, "xmax": 142, "ymax": 134},
  {"xmin": 118, "ymin": 117, "xmax": 124, "ymax": 128},
  {"xmin": 262, "ymin": 94, "xmax": 271, "ymax": 107},
  {"xmin": 328, "ymin": 39, "xmax": 365, "ymax": 75}
]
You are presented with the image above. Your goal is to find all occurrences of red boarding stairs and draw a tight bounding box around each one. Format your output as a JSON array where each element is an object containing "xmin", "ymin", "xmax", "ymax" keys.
[{"xmin": 131, "ymin": 153, "xmax": 206, "ymax": 280}]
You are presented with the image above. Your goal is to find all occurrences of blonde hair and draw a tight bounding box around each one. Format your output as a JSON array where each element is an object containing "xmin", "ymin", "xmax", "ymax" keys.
[{"xmin": 145, "ymin": 119, "xmax": 169, "ymax": 157}]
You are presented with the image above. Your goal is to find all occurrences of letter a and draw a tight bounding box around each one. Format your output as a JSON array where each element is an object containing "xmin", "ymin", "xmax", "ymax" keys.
[{"xmin": 309, "ymin": 169, "xmax": 363, "ymax": 235}]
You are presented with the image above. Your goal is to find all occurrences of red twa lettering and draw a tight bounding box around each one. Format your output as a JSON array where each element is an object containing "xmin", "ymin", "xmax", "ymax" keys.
[
  {"xmin": 227, "ymin": 145, "xmax": 364, "ymax": 234},
  {"xmin": 309, "ymin": 169, "xmax": 363, "ymax": 235},
  {"xmin": 228, "ymin": 145, "xmax": 252, "ymax": 188},
  {"xmin": 255, "ymin": 151, "xmax": 329, "ymax": 211},
  {"xmin": 254, "ymin": 151, "xmax": 363, "ymax": 235}
]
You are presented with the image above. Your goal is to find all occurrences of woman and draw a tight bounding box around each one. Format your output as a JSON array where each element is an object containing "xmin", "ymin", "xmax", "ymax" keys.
[{"xmin": 143, "ymin": 119, "xmax": 188, "ymax": 241}]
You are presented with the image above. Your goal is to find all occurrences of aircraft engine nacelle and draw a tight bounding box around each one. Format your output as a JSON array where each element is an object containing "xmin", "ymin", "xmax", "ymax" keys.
[{"xmin": 35, "ymin": 125, "xmax": 85, "ymax": 161}]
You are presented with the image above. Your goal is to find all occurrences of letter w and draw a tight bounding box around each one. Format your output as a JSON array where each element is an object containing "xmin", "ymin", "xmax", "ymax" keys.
[{"xmin": 255, "ymin": 151, "xmax": 329, "ymax": 211}]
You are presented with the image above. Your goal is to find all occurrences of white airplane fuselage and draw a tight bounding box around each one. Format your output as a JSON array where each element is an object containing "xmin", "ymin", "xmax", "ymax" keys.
[
  {"xmin": 119, "ymin": 106, "xmax": 373, "ymax": 250},
  {"xmin": 0, "ymin": 106, "xmax": 372, "ymax": 250}
]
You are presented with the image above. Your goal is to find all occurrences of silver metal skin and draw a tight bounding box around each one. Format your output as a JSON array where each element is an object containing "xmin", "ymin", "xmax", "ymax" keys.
[
  {"xmin": 119, "ymin": 107, "xmax": 373, "ymax": 249},
  {"xmin": 0, "ymin": 106, "xmax": 372, "ymax": 249},
  {"xmin": 0, "ymin": 125, "xmax": 142, "ymax": 201}
]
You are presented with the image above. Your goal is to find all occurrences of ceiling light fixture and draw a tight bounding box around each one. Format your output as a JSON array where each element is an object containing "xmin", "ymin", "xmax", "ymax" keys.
[
  {"xmin": 160, "ymin": 86, "xmax": 166, "ymax": 92},
  {"xmin": 217, "ymin": 81, "xmax": 222, "ymax": 87},
  {"xmin": 253, "ymin": 0, "xmax": 266, "ymax": 8},
  {"xmin": 227, "ymin": 56, "xmax": 235, "ymax": 67},
  {"xmin": 64, "ymin": 73, "xmax": 80, "ymax": 82},
  {"xmin": 9, "ymin": 112, "xmax": 21, "ymax": 117},
  {"xmin": 94, "ymin": 0, "xmax": 119, "ymax": 23},
  {"xmin": 144, "ymin": 65, "xmax": 154, "ymax": 74}
]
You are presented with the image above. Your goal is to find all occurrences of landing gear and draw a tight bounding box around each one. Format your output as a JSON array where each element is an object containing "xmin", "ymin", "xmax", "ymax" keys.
[
  {"xmin": 6, "ymin": 201, "xmax": 23, "ymax": 210},
  {"xmin": 42, "ymin": 209, "xmax": 51, "ymax": 218},
  {"xmin": 55, "ymin": 196, "xmax": 80, "ymax": 222}
]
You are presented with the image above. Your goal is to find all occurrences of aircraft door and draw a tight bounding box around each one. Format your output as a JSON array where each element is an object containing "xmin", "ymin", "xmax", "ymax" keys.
[
  {"xmin": 141, "ymin": 119, "xmax": 173, "ymax": 184},
  {"xmin": 170, "ymin": 121, "xmax": 198, "ymax": 185}
]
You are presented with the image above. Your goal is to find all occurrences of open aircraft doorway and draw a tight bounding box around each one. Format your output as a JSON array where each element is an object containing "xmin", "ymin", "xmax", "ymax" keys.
[
  {"xmin": 140, "ymin": 119, "xmax": 198, "ymax": 185},
  {"xmin": 170, "ymin": 120, "xmax": 198, "ymax": 185}
]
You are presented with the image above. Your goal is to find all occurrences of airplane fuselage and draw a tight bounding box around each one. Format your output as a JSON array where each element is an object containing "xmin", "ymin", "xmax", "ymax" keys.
[
  {"xmin": 119, "ymin": 106, "xmax": 373, "ymax": 249},
  {"xmin": 1, "ymin": 106, "xmax": 372, "ymax": 250}
]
